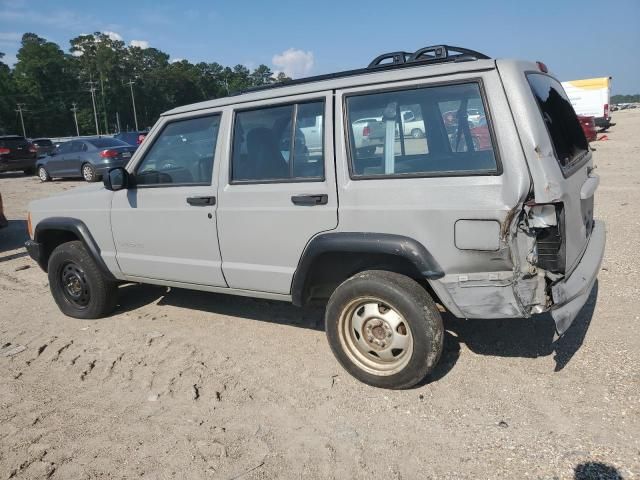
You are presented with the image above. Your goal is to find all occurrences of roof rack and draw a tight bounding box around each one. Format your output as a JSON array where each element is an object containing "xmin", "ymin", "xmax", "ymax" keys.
[{"xmin": 235, "ymin": 44, "xmax": 490, "ymax": 96}]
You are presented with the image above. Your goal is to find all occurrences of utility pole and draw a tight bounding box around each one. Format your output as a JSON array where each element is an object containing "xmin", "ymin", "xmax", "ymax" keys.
[
  {"xmin": 87, "ymin": 81, "xmax": 100, "ymax": 135},
  {"xmin": 116, "ymin": 112, "xmax": 121, "ymax": 133},
  {"xmin": 15, "ymin": 103, "xmax": 26, "ymax": 137},
  {"xmin": 100, "ymin": 74, "xmax": 108, "ymax": 134},
  {"xmin": 125, "ymin": 78, "xmax": 139, "ymax": 131},
  {"xmin": 70, "ymin": 102, "xmax": 80, "ymax": 136}
]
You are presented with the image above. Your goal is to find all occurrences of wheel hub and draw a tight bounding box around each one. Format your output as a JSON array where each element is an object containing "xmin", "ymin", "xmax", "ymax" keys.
[
  {"xmin": 364, "ymin": 318, "xmax": 393, "ymax": 349},
  {"xmin": 61, "ymin": 262, "xmax": 90, "ymax": 307}
]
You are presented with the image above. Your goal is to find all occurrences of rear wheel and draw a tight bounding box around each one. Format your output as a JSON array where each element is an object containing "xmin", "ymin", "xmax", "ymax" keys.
[
  {"xmin": 37, "ymin": 166, "xmax": 51, "ymax": 182},
  {"xmin": 325, "ymin": 270, "xmax": 444, "ymax": 389},
  {"xmin": 81, "ymin": 163, "xmax": 97, "ymax": 182},
  {"xmin": 48, "ymin": 241, "xmax": 118, "ymax": 319},
  {"xmin": 411, "ymin": 128, "xmax": 424, "ymax": 139}
]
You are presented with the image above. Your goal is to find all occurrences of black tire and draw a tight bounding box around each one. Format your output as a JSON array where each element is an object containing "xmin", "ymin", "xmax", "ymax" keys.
[
  {"xmin": 47, "ymin": 241, "xmax": 118, "ymax": 319},
  {"xmin": 82, "ymin": 163, "xmax": 97, "ymax": 182},
  {"xmin": 411, "ymin": 128, "xmax": 424, "ymax": 139},
  {"xmin": 37, "ymin": 166, "xmax": 51, "ymax": 182},
  {"xmin": 325, "ymin": 270, "xmax": 443, "ymax": 389},
  {"xmin": 24, "ymin": 167, "xmax": 35, "ymax": 176}
]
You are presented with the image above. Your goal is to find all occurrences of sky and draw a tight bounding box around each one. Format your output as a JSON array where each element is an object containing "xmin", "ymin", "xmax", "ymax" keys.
[{"xmin": 0, "ymin": 0, "xmax": 638, "ymax": 94}]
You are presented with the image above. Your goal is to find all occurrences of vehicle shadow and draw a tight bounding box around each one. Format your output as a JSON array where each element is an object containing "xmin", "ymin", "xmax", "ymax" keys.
[
  {"xmin": 0, "ymin": 220, "xmax": 28, "ymax": 257},
  {"xmin": 114, "ymin": 280, "xmax": 598, "ymax": 382},
  {"xmin": 574, "ymin": 461, "xmax": 624, "ymax": 479},
  {"xmin": 443, "ymin": 281, "xmax": 599, "ymax": 373},
  {"xmin": 115, "ymin": 283, "xmax": 325, "ymax": 330},
  {"xmin": 0, "ymin": 172, "xmax": 31, "ymax": 179}
]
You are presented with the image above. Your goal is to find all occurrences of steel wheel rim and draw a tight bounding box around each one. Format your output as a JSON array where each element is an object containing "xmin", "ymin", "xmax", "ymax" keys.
[
  {"xmin": 82, "ymin": 165, "xmax": 93, "ymax": 181},
  {"xmin": 338, "ymin": 297, "xmax": 413, "ymax": 376},
  {"xmin": 60, "ymin": 262, "xmax": 90, "ymax": 308},
  {"xmin": 38, "ymin": 168, "xmax": 47, "ymax": 181}
]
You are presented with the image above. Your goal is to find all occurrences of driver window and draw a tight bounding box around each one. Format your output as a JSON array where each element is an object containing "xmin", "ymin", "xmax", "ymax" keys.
[{"xmin": 135, "ymin": 114, "xmax": 221, "ymax": 186}]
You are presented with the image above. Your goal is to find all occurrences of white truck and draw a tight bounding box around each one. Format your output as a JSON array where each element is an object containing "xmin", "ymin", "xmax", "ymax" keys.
[{"xmin": 561, "ymin": 77, "xmax": 612, "ymax": 129}]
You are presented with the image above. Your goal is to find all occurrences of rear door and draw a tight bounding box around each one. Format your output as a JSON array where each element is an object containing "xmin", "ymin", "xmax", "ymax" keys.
[
  {"xmin": 216, "ymin": 92, "xmax": 337, "ymax": 293},
  {"xmin": 524, "ymin": 72, "xmax": 595, "ymax": 274}
]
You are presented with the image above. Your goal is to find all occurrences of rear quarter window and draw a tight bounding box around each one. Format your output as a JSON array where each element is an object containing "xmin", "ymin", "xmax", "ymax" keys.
[{"xmin": 527, "ymin": 73, "xmax": 588, "ymax": 173}]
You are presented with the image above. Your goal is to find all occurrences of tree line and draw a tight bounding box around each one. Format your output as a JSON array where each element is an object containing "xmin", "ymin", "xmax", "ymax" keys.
[
  {"xmin": 0, "ymin": 33, "xmax": 291, "ymax": 138},
  {"xmin": 611, "ymin": 94, "xmax": 640, "ymax": 104}
]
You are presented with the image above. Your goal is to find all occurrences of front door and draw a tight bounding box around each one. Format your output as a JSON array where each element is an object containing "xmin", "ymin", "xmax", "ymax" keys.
[
  {"xmin": 110, "ymin": 112, "xmax": 227, "ymax": 287},
  {"xmin": 216, "ymin": 93, "xmax": 338, "ymax": 294}
]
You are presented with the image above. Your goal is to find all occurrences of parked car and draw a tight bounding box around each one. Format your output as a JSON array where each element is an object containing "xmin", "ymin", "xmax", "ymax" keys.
[
  {"xmin": 0, "ymin": 135, "xmax": 37, "ymax": 175},
  {"xmin": 36, "ymin": 137, "xmax": 136, "ymax": 182},
  {"xmin": 351, "ymin": 117, "xmax": 385, "ymax": 155},
  {"xmin": 577, "ymin": 115, "xmax": 597, "ymax": 142},
  {"xmin": 30, "ymin": 138, "xmax": 55, "ymax": 157},
  {"xmin": 25, "ymin": 45, "xmax": 605, "ymax": 389},
  {"xmin": 113, "ymin": 131, "xmax": 148, "ymax": 146},
  {"xmin": 0, "ymin": 191, "xmax": 7, "ymax": 229}
]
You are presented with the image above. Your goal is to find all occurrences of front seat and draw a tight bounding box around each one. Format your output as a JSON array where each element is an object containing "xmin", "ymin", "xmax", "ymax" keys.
[{"xmin": 245, "ymin": 127, "xmax": 289, "ymax": 180}]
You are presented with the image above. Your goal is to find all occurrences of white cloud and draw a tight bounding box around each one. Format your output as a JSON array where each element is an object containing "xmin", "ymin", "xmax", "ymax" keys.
[
  {"xmin": 103, "ymin": 31, "xmax": 123, "ymax": 41},
  {"xmin": 71, "ymin": 50, "xmax": 83, "ymax": 57},
  {"xmin": 272, "ymin": 48, "xmax": 314, "ymax": 78},
  {"xmin": 130, "ymin": 39, "xmax": 149, "ymax": 49}
]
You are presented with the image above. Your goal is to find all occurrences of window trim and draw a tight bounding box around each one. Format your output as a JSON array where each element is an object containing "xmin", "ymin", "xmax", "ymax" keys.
[
  {"xmin": 343, "ymin": 77, "xmax": 503, "ymax": 180},
  {"xmin": 132, "ymin": 112, "xmax": 222, "ymax": 189},
  {"xmin": 525, "ymin": 71, "xmax": 590, "ymax": 178},
  {"xmin": 229, "ymin": 98, "xmax": 326, "ymax": 185}
]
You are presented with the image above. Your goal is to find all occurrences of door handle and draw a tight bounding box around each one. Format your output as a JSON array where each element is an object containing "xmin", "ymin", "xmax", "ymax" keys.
[
  {"xmin": 187, "ymin": 196, "xmax": 216, "ymax": 206},
  {"xmin": 291, "ymin": 194, "xmax": 328, "ymax": 206}
]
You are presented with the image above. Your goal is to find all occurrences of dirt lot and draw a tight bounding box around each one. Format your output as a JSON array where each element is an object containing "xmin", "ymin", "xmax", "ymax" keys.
[{"xmin": 1, "ymin": 111, "xmax": 639, "ymax": 480}]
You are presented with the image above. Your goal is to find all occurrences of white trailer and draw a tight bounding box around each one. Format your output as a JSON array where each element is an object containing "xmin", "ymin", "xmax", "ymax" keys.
[{"xmin": 561, "ymin": 77, "xmax": 612, "ymax": 129}]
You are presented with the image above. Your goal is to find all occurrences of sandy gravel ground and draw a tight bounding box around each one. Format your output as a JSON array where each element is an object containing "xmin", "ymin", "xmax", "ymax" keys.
[{"xmin": 1, "ymin": 111, "xmax": 639, "ymax": 479}]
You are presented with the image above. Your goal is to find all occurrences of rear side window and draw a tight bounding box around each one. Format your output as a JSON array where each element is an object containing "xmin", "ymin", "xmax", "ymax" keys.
[
  {"xmin": 345, "ymin": 82, "xmax": 498, "ymax": 178},
  {"xmin": 231, "ymin": 101, "xmax": 325, "ymax": 182},
  {"xmin": 527, "ymin": 73, "xmax": 588, "ymax": 171}
]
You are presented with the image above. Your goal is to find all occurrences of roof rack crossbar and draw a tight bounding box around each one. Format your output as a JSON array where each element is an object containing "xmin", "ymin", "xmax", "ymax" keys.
[
  {"xmin": 368, "ymin": 44, "xmax": 490, "ymax": 70},
  {"xmin": 367, "ymin": 51, "xmax": 412, "ymax": 69}
]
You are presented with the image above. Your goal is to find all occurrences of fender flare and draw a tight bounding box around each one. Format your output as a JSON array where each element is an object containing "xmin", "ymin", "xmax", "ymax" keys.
[
  {"xmin": 290, "ymin": 232, "xmax": 444, "ymax": 306},
  {"xmin": 33, "ymin": 217, "xmax": 115, "ymax": 280}
]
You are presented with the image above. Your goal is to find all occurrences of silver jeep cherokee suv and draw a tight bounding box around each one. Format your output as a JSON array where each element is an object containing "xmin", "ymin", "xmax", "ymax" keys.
[{"xmin": 25, "ymin": 46, "xmax": 605, "ymax": 389}]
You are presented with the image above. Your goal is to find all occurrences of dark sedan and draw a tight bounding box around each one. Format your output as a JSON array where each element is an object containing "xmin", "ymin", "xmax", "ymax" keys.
[
  {"xmin": 113, "ymin": 130, "xmax": 148, "ymax": 146},
  {"xmin": 31, "ymin": 138, "xmax": 55, "ymax": 157},
  {"xmin": 36, "ymin": 137, "xmax": 137, "ymax": 182},
  {"xmin": 0, "ymin": 135, "xmax": 37, "ymax": 175}
]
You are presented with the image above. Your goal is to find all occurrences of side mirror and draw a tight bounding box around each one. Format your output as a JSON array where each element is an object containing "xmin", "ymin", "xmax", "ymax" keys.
[{"xmin": 104, "ymin": 167, "xmax": 129, "ymax": 191}]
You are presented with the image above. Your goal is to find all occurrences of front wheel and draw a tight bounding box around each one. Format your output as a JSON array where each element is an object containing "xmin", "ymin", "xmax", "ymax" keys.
[
  {"xmin": 48, "ymin": 241, "xmax": 118, "ymax": 319},
  {"xmin": 325, "ymin": 270, "xmax": 443, "ymax": 389}
]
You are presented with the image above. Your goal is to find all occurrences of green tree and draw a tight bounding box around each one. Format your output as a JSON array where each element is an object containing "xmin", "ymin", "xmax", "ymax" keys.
[
  {"xmin": 0, "ymin": 53, "xmax": 17, "ymax": 134},
  {"xmin": 12, "ymin": 33, "xmax": 78, "ymax": 137}
]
